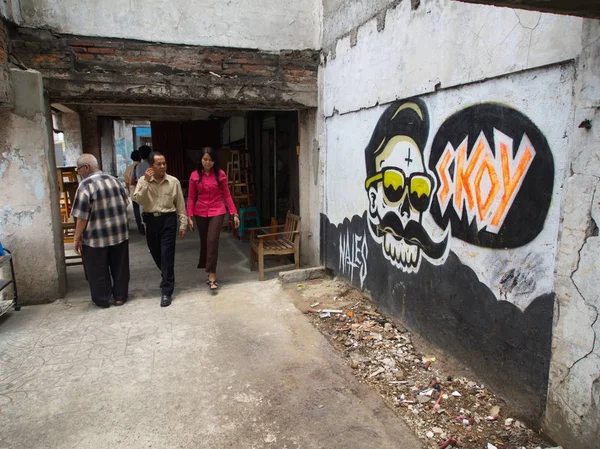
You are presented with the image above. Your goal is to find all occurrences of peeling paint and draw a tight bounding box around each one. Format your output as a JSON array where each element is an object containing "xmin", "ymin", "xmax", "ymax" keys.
[
  {"xmin": 34, "ymin": 179, "xmax": 45, "ymax": 200},
  {"xmin": 0, "ymin": 159, "xmax": 8, "ymax": 178},
  {"xmin": 0, "ymin": 147, "xmax": 46, "ymax": 197},
  {"xmin": 0, "ymin": 205, "xmax": 36, "ymax": 229}
]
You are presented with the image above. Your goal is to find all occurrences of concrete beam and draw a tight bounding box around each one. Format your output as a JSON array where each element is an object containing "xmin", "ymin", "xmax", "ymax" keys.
[{"xmin": 9, "ymin": 27, "xmax": 319, "ymax": 109}]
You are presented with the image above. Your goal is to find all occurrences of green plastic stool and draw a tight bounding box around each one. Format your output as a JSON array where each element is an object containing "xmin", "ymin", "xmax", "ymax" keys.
[{"xmin": 238, "ymin": 206, "xmax": 261, "ymax": 241}]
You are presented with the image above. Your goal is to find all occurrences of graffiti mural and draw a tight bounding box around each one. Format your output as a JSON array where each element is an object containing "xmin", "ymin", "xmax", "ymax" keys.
[
  {"xmin": 320, "ymin": 66, "xmax": 574, "ymax": 422},
  {"xmin": 429, "ymin": 104, "xmax": 554, "ymax": 248},
  {"xmin": 338, "ymin": 228, "xmax": 369, "ymax": 288},
  {"xmin": 364, "ymin": 99, "xmax": 449, "ymax": 273},
  {"xmin": 364, "ymin": 99, "xmax": 553, "ymax": 273}
]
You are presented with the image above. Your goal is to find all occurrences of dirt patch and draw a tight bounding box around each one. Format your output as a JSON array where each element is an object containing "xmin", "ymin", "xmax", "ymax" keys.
[{"xmin": 285, "ymin": 278, "xmax": 558, "ymax": 449}]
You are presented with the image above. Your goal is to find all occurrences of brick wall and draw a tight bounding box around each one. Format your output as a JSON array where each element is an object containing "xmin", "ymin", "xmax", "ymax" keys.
[{"xmin": 9, "ymin": 28, "xmax": 319, "ymax": 108}]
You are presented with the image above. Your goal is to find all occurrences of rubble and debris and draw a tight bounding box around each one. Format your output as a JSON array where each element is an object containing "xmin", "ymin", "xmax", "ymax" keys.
[
  {"xmin": 287, "ymin": 279, "xmax": 558, "ymax": 449},
  {"xmin": 439, "ymin": 438, "xmax": 457, "ymax": 449}
]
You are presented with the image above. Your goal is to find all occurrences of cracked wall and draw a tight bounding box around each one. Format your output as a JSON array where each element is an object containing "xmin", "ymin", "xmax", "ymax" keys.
[
  {"xmin": 545, "ymin": 18, "xmax": 600, "ymax": 449},
  {"xmin": 17, "ymin": 0, "xmax": 320, "ymax": 52},
  {"xmin": 322, "ymin": 0, "xmax": 581, "ymax": 117},
  {"xmin": 0, "ymin": 68, "xmax": 66, "ymax": 304},
  {"xmin": 318, "ymin": 0, "xmax": 596, "ymax": 443}
]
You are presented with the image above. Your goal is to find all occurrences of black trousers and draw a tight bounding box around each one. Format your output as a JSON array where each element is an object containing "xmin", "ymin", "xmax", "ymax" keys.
[
  {"xmin": 132, "ymin": 201, "xmax": 145, "ymax": 233},
  {"xmin": 144, "ymin": 213, "xmax": 177, "ymax": 296},
  {"xmin": 82, "ymin": 240, "xmax": 130, "ymax": 306},
  {"xmin": 195, "ymin": 214, "xmax": 225, "ymax": 273}
]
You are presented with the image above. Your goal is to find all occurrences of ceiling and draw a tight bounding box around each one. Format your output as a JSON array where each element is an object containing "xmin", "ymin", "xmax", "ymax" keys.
[{"xmin": 51, "ymin": 103, "xmax": 249, "ymax": 121}]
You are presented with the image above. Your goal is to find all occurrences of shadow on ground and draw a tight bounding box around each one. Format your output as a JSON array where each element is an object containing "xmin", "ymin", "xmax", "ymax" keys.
[{"xmin": 65, "ymin": 210, "xmax": 285, "ymax": 304}]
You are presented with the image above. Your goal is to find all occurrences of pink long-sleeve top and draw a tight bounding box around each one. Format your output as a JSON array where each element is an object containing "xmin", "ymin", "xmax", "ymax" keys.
[{"xmin": 186, "ymin": 169, "xmax": 238, "ymax": 217}]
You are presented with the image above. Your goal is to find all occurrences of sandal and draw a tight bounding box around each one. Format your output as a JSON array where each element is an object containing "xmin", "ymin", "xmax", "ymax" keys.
[
  {"xmin": 208, "ymin": 280, "xmax": 218, "ymax": 290},
  {"xmin": 114, "ymin": 300, "xmax": 126, "ymax": 306}
]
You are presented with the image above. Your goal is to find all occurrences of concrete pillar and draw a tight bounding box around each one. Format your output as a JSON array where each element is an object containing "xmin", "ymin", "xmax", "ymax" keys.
[
  {"xmin": 99, "ymin": 116, "xmax": 115, "ymax": 175},
  {"xmin": 114, "ymin": 120, "xmax": 134, "ymax": 181},
  {"xmin": 62, "ymin": 111, "xmax": 83, "ymax": 166},
  {"xmin": 0, "ymin": 69, "xmax": 66, "ymax": 304},
  {"xmin": 80, "ymin": 112, "xmax": 101, "ymax": 163},
  {"xmin": 298, "ymin": 109, "xmax": 322, "ymax": 266}
]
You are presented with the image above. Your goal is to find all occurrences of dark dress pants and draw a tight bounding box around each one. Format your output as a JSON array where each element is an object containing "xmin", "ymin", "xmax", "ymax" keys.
[
  {"xmin": 82, "ymin": 240, "xmax": 130, "ymax": 306},
  {"xmin": 195, "ymin": 214, "xmax": 225, "ymax": 273},
  {"xmin": 132, "ymin": 201, "xmax": 145, "ymax": 234},
  {"xmin": 145, "ymin": 213, "xmax": 177, "ymax": 296}
]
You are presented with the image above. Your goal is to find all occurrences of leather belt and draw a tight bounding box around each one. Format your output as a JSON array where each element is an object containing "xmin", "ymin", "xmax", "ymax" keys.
[{"xmin": 142, "ymin": 211, "xmax": 176, "ymax": 218}]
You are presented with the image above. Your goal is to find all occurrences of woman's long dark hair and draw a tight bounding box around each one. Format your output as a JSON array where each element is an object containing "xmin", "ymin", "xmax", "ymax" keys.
[{"xmin": 197, "ymin": 147, "xmax": 222, "ymax": 187}]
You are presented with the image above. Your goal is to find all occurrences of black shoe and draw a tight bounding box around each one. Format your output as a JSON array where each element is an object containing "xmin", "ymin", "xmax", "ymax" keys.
[
  {"xmin": 160, "ymin": 294, "xmax": 172, "ymax": 307},
  {"xmin": 93, "ymin": 301, "xmax": 110, "ymax": 309}
]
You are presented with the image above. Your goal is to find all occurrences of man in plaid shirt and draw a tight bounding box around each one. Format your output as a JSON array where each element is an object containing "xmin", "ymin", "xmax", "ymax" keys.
[{"xmin": 71, "ymin": 154, "xmax": 130, "ymax": 308}]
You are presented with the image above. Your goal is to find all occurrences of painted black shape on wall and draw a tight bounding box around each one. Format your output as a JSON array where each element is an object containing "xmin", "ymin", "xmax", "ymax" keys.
[
  {"xmin": 428, "ymin": 103, "xmax": 554, "ymax": 248},
  {"xmin": 320, "ymin": 212, "xmax": 554, "ymax": 422}
]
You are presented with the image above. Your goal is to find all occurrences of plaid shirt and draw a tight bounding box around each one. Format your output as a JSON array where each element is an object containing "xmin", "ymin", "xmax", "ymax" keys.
[{"xmin": 71, "ymin": 171, "xmax": 130, "ymax": 248}]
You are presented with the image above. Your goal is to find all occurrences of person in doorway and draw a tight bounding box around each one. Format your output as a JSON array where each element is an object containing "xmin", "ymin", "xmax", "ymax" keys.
[
  {"xmin": 124, "ymin": 149, "xmax": 145, "ymax": 235},
  {"xmin": 133, "ymin": 151, "xmax": 187, "ymax": 307},
  {"xmin": 71, "ymin": 153, "xmax": 130, "ymax": 308},
  {"xmin": 132, "ymin": 145, "xmax": 151, "ymax": 185},
  {"xmin": 186, "ymin": 147, "xmax": 240, "ymax": 291}
]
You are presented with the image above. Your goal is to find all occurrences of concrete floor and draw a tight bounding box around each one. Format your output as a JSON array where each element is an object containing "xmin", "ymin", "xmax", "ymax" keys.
[{"xmin": 0, "ymin": 216, "xmax": 423, "ymax": 449}]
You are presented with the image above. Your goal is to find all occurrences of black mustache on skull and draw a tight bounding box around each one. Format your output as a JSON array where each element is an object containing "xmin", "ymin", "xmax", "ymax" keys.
[{"xmin": 376, "ymin": 212, "xmax": 448, "ymax": 260}]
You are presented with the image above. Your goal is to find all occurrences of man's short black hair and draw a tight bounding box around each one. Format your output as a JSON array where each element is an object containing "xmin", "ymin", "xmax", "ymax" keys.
[
  {"xmin": 148, "ymin": 151, "xmax": 164, "ymax": 165},
  {"xmin": 130, "ymin": 150, "xmax": 141, "ymax": 162},
  {"xmin": 138, "ymin": 145, "xmax": 152, "ymax": 159}
]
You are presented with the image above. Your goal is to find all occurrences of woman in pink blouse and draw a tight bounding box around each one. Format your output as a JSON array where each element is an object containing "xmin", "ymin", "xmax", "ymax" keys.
[{"xmin": 186, "ymin": 147, "xmax": 240, "ymax": 290}]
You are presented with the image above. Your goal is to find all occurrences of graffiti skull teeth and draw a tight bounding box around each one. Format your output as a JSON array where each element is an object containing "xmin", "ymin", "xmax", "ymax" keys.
[{"xmin": 383, "ymin": 231, "xmax": 419, "ymax": 269}]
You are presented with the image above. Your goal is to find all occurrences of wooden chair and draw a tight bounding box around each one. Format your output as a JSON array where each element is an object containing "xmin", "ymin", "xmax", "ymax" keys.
[{"xmin": 249, "ymin": 212, "xmax": 301, "ymax": 281}]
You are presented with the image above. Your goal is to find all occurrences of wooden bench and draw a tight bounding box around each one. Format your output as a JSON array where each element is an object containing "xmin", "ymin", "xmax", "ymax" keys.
[{"xmin": 249, "ymin": 212, "xmax": 301, "ymax": 281}]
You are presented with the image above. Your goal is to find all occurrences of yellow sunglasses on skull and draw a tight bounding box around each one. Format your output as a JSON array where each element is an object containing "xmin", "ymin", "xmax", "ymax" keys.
[{"xmin": 364, "ymin": 99, "xmax": 448, "ymax": 273}]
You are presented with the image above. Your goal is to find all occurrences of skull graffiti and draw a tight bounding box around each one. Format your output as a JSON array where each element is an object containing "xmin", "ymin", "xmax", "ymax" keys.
[{"xmin": 364, "ymin": 100, "xmax": 448, "ymax": 272}]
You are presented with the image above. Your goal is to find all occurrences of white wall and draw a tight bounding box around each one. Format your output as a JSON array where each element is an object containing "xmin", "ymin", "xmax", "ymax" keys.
[
  {"xmin": 322, "ymin": 0, "xmax": 394, "ymax": 49},
  {"xmin": 545, "ymin": 18, "xmax": 600, "ymax": 449},
  {"xmin": 18, "ymin": 0, "xmax": 321, "ymax": 51},
  {"xmin": 323, "ymin": 1, "xmax": 581, "ymax": 116},
  {"xmin": 0, "ymin": 0, "xmax": 22, "ymax": 22},
  {"xmin": 319, "ymin": 0, "xmax": 598, "ymax": 446}
]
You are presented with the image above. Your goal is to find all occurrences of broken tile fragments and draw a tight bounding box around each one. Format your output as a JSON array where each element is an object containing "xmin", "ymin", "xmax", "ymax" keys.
[{"xmin": 291, "ymin": 279, "xmax": 559, "ymax": 449}]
